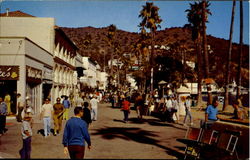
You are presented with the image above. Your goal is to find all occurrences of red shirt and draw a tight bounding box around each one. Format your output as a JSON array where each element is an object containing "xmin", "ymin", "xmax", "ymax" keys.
[{"xmin": 122, "ymin": 100, "xmax": 130, "ymax": 110}]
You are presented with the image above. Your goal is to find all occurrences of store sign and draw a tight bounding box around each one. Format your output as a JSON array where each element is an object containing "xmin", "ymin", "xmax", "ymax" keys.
[
  {"xmin": 26, "ymin": 66, "xmax": 42, "ymax": 83},
  {"xmin": 0, "ymin": 66, "xmax": 19, "ymax": 80}
]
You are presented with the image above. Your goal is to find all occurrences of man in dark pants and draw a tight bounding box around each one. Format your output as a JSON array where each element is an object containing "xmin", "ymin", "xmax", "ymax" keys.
[
  {"xmin": 0, "ymin": 97, "xmax": 7, "ymax": 136},
  {"xmin": 62, "ymin": 107, "xmax": 91, "ymax": 159}
]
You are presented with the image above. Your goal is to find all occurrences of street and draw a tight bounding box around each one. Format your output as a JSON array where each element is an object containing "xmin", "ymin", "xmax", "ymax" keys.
[{"xmin": 0, "ymin": 102, "xmax": 192, "ymax": 159}]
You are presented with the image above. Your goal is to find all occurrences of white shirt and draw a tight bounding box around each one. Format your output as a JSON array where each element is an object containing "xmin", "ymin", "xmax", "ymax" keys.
[
  {"xmin": 90, "ymin": 98, "xmax": 99, "ymax": 109},
  {"xmin": 41, "ymin": 103, "xmax": 53, "ymax": 117},
  {"xmin": 17, "ymin": 97, "xmax": 25, "ymax": 108},
  {"xmin": 165, "ymin": 99, "xmax": 172, "ymax": 109},
  {"xmin": 75, "ymin": 97, "xmax": 84, "ymax": 106}
]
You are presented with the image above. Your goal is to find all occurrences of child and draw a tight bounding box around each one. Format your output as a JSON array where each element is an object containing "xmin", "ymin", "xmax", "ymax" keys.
[
  {"xmin": 19, "ymin": 113, "xmax": 33, "ymax": 159},
  {"xmin": 121, "ymin": 97, "xmax": 131, "ymax": 123}
]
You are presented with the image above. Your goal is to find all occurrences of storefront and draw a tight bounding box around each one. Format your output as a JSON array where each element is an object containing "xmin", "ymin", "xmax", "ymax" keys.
[
  {"xmin": 0, "ymin": 66, "xmax": 19, "ymax": 114},
  {"xmin": 26, "ymin": 65, "xmax": 43, "ymax": 114}
]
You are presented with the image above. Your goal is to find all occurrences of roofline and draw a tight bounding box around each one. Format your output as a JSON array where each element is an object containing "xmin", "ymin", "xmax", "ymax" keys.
[{"xmin": 55, "ymin": 27, "xmax": 79, "ymax": 50}]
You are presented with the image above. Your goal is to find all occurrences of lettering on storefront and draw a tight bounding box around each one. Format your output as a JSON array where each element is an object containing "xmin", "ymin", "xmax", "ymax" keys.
[
  {"xmin": 26, "ymin": 66, "xmax": 42, "ymax": 84},
  {"xmin": 0, "ymin": 66, "xmax": 19, "ymax": 80}
]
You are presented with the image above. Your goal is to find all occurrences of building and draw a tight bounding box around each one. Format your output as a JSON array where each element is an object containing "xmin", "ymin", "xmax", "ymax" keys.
[
  {"xmin": 81, "ymin": 57, "xmax": 98, "ymax": 88},
  {"xmin": 0, "ymin": 37, "xmax": 53, "ymax": 114},
  {"xmin": 52, "ymin": 27, "xmax": 78, "ymax": 103},
  {"xmin": 0, "ymin": 10, "xmax": 78, "ymax": 112}
]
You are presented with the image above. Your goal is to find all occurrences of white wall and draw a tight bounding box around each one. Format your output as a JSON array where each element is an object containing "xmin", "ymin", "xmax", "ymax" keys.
[{"xmin": 0, "ymin": 17, "xmax": 55, "ymax": 53}]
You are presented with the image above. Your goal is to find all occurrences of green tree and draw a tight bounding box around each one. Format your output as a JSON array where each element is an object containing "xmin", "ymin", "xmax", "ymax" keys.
[
  {"xmin": 185, "ymin": 1, "xmax": 211, "ymax": 107},
  {"xmin": 138, "ymin": 2, "xmax": 162, "ymax": 96}
]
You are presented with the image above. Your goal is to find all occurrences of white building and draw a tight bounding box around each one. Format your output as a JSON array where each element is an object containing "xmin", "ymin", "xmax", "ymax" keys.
[
  {"xmin": 82, "ymin": 57, "xmax": 98, "ymax": 88},
  {"xmin": 52, "ymin": 27, "xmax": 78, "ymax": 103},
  {"xmin": 0, "ymin": 37, "xmax": 53, "ymax": 114},
  {"xmin": 0, "ymin": 11, "xmax": 78, "ymax": 111}
]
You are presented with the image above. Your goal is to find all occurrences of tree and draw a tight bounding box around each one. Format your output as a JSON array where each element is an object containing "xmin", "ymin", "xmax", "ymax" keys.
[
  {"xmin": 138, "ymin": 2, "xmax": 162, "ymax": 96},
  {"xmin": 185, "ymin": 1, "xmax": 211, "ymax": 107},
  {"xmin": 201, "ymin": 0, "xmax": 212, "ymax": 105},
  {"xmin": 82, "ymin": 33, "xmax": 92, "ymax": 57},
  {"xmin": 223, "ymin": 0, "xmax": 236, "ymax": 111},
  {"xmin": 106, "ymin": 24, "xmax": 117, "ymax": 76},
  {"xmin": 236, "ymin": 0, "xmax": 243, "ymax": 99}
]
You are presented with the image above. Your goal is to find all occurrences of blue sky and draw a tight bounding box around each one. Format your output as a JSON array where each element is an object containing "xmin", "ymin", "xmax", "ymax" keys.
[{"xmin": 0, "ymin": 0, "xmax": 249, "ymax": 44}]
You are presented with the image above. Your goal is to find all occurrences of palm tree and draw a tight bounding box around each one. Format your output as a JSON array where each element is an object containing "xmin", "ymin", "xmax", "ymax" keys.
[
  {"xmin": 186, "ymin": 1, "xmax": 211, "ymax": 107},
  {"xmin": 236, "ymin": 0, "xmax": 243, "ymax": 99},
  {"xmin": 106, "ymin": 24, "xmax": 117, "ymax": 76},
  {"xmin": 138, "ymin": 2, "xmax": 162, "ymax": 96},
  {"xmin": 201, "ymin": 0, "xmax": 213, "ymax": 105},
  {"xmin": 223, "ymin": 0, "xmax": 236, "ymax": 111}
]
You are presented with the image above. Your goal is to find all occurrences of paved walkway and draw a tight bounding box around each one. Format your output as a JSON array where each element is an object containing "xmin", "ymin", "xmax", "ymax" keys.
[{"xmin": 0, "ymin": 102, "xmax": 234, "ymax": 159}]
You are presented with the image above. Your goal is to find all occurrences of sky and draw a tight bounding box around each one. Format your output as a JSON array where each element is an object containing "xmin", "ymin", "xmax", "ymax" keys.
[{"xmin": 0, "ymin": 0, "xmax": 249, "ymax": 45}]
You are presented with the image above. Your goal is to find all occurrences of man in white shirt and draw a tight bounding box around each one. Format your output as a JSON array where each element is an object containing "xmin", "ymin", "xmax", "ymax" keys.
[
  {"xmin": 40, "ymin": 98, "xmax": 53, "ymax": 137},
  {"xmin": 75, "ymin": 95, "xmax": 84, "ymax": 107},
  {"xmin": 90, "ymin": 95, "xmax": 99, "ymax": 121},
  {"xmin": 16, "ymin": 93, "xmax": 25, "ymax": 122}
]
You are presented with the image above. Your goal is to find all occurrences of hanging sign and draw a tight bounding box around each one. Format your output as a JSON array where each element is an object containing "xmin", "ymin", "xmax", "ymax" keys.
[{"xmin": 0, "ymin": 66, "xmax": 19, "ymax": 80}]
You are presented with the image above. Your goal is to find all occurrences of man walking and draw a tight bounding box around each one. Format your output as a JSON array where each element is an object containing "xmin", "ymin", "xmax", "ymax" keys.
[
  {"xmin": 40, "ymin": 98, "xmax": 53, "ymax": 138},
  {"xmin": 183, "ymin": 96, "xmax": 193, "ymax": 126},
  {"xmin": 16, "ymin": 93, "xmax": 24, "ymax": 122},
  {"xmin": 90, "ymin": 95, "xmax": 99, "ymax": 121},
  {"xmin": 62, "ymin": 96, "xmax": 71, "ymax": 120},
  {"xmin": 53, "ymin": 98, "xmax": 64, "ymax": 136},
  {"xmin": 62, "ymin": 107, "xmax": 91, "ymax": 159}
]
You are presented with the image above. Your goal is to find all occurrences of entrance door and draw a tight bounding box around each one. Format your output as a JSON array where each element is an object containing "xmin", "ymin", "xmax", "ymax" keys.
[{"xmin": 0, "ymin": 80, "xmax": 17, "ymax": 114}]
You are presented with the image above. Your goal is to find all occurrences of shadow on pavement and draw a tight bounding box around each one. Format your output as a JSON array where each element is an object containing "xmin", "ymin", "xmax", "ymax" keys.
[{"xmin": 92, "ymin": 127, "xmax": 184, "ymax": 159}]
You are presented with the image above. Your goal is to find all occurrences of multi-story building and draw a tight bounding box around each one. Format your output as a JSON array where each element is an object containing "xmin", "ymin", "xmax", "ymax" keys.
[
  {"xmin": 81, "ymin": 57, "xmax": 98, "ymax": 88},
  {"xmin": 52, "ymin": 27, "xmax": 78, "ymax": 103},
  {"xmin": 0, "ymin": 10, "xmax": 78, "ymax": 112}
]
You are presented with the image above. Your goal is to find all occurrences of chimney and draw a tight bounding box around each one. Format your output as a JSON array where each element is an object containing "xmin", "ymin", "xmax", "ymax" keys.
[{"xmin": 6, "ymin": 8, "xmax": 9, "ymax": 16}]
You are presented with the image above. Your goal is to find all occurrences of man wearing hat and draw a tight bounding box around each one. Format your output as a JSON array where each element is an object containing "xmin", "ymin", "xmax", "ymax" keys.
[{"xmin": 19, "ymin": 113, "xmax": 33, "ymax": 159}]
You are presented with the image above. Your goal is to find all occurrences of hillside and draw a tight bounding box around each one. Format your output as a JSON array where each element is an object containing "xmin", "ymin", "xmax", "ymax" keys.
[{"xmin": 61, "ymin": 26, "xmax": 249, "ymax": 87}]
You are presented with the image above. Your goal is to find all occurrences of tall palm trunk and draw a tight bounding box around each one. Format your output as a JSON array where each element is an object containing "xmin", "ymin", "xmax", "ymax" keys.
[
  {"xmin": 223, "ymin": 0, "xmax": 236, "ymax": 111},
  {"xmin": 150, "ymin": 32, "xmax": 155, "ymax": 97},
  {"xmin": 202, "ymin": 0, "xmax": 212, "ymax": 105},
  {"xmin": 236, "ymin": 0, "xmax": 243, "ymax": 99},
  {"xmin": 196, "ymin": 33, "xmax": 203, "ymax": 107}
]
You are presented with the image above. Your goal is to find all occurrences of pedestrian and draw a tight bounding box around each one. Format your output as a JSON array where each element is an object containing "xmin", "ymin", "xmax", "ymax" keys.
[
  {"xmin": 4, "ymin": 93, "xmax": 11, "ymax": 115},
  {"xmin": 62, "ymin": 107, "xmax": 91, "ymax": 159},
  {"xmin": 171, "ymin": 96, "xmax": 179, "ymax": 123},
  {"xmin": 19, "ymin": 113, "xmax": 33, "ymax": 159},
  {"xmin": 75, "ymin": 95, "xmax": 84, "ymax": 107},
  {"xmin": 62, "ymin": 96, "xmax": 71, "ymax": 120},
  {"xmin": 183, "ymin": 96, "xmax": 193, "ymax": 126},
  {"xmin": 165, "ymin": 96, "xmax": 174, "ymax": 122},
  {"xmin": 232, "ymin": 100, "xmax": 247, "ymax": 120},
  {"xmin": 90, "ymin": 95, "xmax": 99, "ymax": 121},
  {"xmin": 53, "ymin": 97, "xmax": 65, "ymax": 136},
  {"xmin": 40, "ymin": 98, "xmax": 53, "ymax": 138},
  {"xmin": 0, "ymin": 97, "xmax": 8, "ymax": 136},
  {"xmin": 121, "ymin": 97, "xmax": 131, "ymax": 123},
  {"xmin": 202, "ymin": 97, "xmax": 219, "ymax": 129},
  {"xmin": 135, "ymin": 94, "xmax": 144, "ymax": 120},
  {"xmin": 81, "ymin": 102, "xmax": 92, "ymax": 128},
  {"xmin": 16, "ymin": 93, "xmax": 25, "ymax": 122}
]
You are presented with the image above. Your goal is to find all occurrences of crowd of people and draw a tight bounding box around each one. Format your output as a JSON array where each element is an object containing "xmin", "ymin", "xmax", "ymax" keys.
[{"xmin": 0, "ymin": 90, "xmax": 248, "ymax": 159}]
